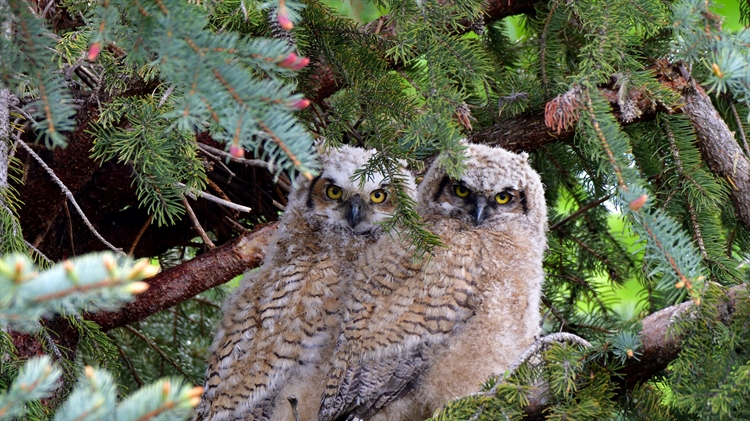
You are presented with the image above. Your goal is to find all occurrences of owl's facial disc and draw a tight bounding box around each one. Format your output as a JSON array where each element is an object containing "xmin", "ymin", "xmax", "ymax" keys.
[
  {"xmin": 307, "ymin": 176, "xmax": 396, "ymax": 233},
  {"xmin": 436, "ymin": 177, "xmax": 525, "ymax": 226}
]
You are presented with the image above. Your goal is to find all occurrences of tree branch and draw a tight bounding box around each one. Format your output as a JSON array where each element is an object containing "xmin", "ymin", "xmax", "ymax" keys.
[
  {"xmin": 680, "ymin": 79, "xmax": 750, "ymax": 230},
  {"xmin": 618, "ymin": 285, "xmax": 743, "ymax": 383},
  {"xmin": 518, "ymin": 285, "xmax": 747, "ymax": 419},
  {"xmin": 15, "ymin": 136, "xmax": 123, "ymax": 254},
  {"xmin": 86, "ymin": 222, "xmax": 278, "ymax": 331}
]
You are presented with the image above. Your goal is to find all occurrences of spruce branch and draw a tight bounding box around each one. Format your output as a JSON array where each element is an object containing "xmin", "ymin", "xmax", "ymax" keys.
[
  {"xmin": 549, "ymin": 194, "xmax": 613, "ymax": 231},
  {"xmin": 486, "ymin": 333, "xmax": 593, "ymax": 396},
  {"xmin": 0, "ymin": 356, "xmax": 62, "ymax": 421},
  {"xmin": 197, "ymin": 143, "xmax": 277, "ymax": 171},
  {"xmin": 122, "ymin": 325, "xmax": 195, "ymax": 383},
  {"xmin": 0, "ymin": 89, "xmax": 10, "ymax": 190},
  {"xmin": 307, "ymin": 0, "xmax": 539, "ymax": 104},
  {"xmin": 0, "ymin": 253, "xmax": 154, "ymax": 332},
  {"xmin": 664, "ymin": 122, "xmax": 708, "ymax": 259},
  {"xmin": 14, "ymin": 136, "xmax": 123, "ymax": 255}
]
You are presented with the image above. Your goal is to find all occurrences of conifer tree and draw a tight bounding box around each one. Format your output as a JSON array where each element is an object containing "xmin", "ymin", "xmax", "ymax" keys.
[{"xmin": 1, "ymin": 0, "xmax": 750, "ymax": 419}]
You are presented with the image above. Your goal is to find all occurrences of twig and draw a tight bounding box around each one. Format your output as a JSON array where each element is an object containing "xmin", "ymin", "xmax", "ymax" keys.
[
  {"xmin": 223, "ymin": 215, "xmax": 249, "ymax": 233},
  {"xmin": 191, "ymin": 296, "xmax": 220, "ymax": 309},
  {"xmin": 24, "ymin": 239, "xmax": 53, "ymax": 266},
  {"xmin": 39, "ymin": 325, "xmax": 65, "ymax": 361},
  {"xmin": 199, "ymin": 146, "xmax": 236, "ymax": 180},
  {"xmin": 63, "ymin": 201, "xmax": 76, "ymax": 257},
  {"xmin": 182, "ymin": 196, "xmax": 216, "ymax": 249},
  {"xmin": 485, "ymin": 333, "xmax": 592, "ymax": 396},
  {"xmin": 10, "ymin": 104, "xmax": 39, "ymax": 125},
  {"xmin": 128, "ymin": 214, "xmax": 154, "ymax": 255},
  {"xmin": 123, "ymin": 325, "xmax": 197, "ymax": 384},
  {"xmin": 729, "ymin": 101, "xmax": 750, "ymax": 159},
  {"xmin": 549, "ymin": 194, "xmax": 613, "ymax": 231},
  {"xmin": 158, "ymin": 84, "xmax": 176, "ymax": 108},
  {"xmin": 111, "ymin": 335, "xmax": 145, "ymax": 387},
  {"xmin": 14, "ymin": 136, "xmax": 124, "ymax": 255},
  {"xmin": 197, "ymin": 143, "xmax": 277, "ymax": 171},
  {"xmin": 42, "ymin": 0, "xmax": 57, "ymax": 18},
  {"xmin": 175, "ymin": 182, "xmax": 252, "ymax": 213}
]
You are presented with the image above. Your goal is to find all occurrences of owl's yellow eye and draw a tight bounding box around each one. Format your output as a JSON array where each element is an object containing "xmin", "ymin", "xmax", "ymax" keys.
[
  {"xmin": 495, "ymin": 192, "xmax": 512, "ymax": 204},
  {"xmin": 326, "ymin": 185, "xmax": 343, "ymax": 200},
  {"xmin": 370, "ymin": 189, "xmax": 387, "ymax": 204},
  {"xmin": 453, "ymin": 185, "xmax": 470, "ymax": 198}
]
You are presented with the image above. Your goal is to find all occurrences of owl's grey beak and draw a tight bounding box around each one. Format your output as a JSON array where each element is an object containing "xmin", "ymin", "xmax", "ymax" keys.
[
  {"xmin": 344, "ymin": 195, "xmax": 365, "ymax": 228},
  {"xmin": 474, "ymin": 196, "xmax": 489, "ymax": 225}
]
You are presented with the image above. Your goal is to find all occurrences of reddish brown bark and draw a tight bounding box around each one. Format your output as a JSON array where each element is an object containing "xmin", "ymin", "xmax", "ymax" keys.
[{"xmin": 86, "ymin": 222, "xmax": 278, "ymax": 331}]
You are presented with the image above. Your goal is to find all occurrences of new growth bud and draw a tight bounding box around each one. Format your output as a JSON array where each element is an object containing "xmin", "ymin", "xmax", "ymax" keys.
[
  {"xmin": 291, "ymin": 57, "xmax": 309, "ymax": 70},
  {"xmin": 187, "ymin": 386, "xmax": 204, "ymax": 407},
  {"xmin": 277, "ymin": 4, "xmax": 294, "ymax": 30},
  {"xmin": 277, "ymin": 53, "xmax": 309, "ymax": 70},
  {"xmin": 711, "ymin": 63, "xmax": 724, "ymax": 78},
  {"xmin": 102, "ymin": 254, "xmax": 116, "ymax": 272},
  {"xmin": 628, "ymin": 194, "xmax": 648, "ymax": 212},
  {"xmin": 289, "ymin": 99, "xmax": 310, "ymax": 110},
  {"xmin": 126, "ymin": 282, "xmax": 150, "ymax": 295},
  {"xmin": 87, "ymin": 42, "xmax": 102, "ymax": 61},
  {"xmin": 163, "ymin": 381, "xmax": 171, "ymax": 397},
  {"xmin": 278, "ymin": 52, "xmax": 298, "ymax": 68},
  {"xmin": 230, "ymin": 144, "xmax": 245, "ymax": 158}
]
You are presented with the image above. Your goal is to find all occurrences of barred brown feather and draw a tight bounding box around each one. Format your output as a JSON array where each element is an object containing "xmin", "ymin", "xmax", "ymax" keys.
[
  {"xmin": 319, "ymin": 142, "xmax": 548, "ymax": 421},
  {"xmin": 193, "ymin": 145, "xmax": 416, "ymax": 421}
]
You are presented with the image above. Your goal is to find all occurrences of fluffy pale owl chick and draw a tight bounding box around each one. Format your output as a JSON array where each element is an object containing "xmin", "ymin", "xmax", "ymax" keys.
[
  {"xmin": 193, "ymin": 145, "xmax": 417, "ymax": 421},
  {"xmin": 318, "ymin": 142, "xmax": 547, "ymax": 421}
]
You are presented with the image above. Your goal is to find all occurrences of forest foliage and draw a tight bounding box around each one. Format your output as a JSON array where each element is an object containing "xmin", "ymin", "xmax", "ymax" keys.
[{"xmin": 2, "ymin": 0, "xmax": 750, "ymax": 419}]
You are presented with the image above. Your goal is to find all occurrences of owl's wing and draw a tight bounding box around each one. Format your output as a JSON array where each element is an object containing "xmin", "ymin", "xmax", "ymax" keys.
[
  {"xmin": 193, "ymin": 268, "xmax": 264, "ymax": 420},
  {"xmin": 319, "ymin": 233, "xmax": 479, "ymax": 421}
]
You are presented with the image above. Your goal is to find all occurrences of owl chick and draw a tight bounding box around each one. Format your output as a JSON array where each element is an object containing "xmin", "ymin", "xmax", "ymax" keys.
[
  {"xmin": 193, "ymin": 145, "xmax": 417, "ymax": 421},
  {"xmin": 318, "ymin": 142, "xmax": 548, "ymax": 421}
]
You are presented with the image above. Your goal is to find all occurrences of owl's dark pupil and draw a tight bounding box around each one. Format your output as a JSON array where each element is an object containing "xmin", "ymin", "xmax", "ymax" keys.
[
  {"xmin": 332, "ymin": 188, "xmax": 339, "ymax": 194},
  {"xmin": 374, "ymin": 192, "xmax": 381, "ymax": 198}
]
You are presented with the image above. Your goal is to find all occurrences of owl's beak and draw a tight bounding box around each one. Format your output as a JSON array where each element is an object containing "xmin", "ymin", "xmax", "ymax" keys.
[
  {"xmin": 474, "ymin": 196, "xmax": 489, "ymax": 225},
  {"xmin": 344, "ymin": 195, "xmax": 365, "ymax": 228}
]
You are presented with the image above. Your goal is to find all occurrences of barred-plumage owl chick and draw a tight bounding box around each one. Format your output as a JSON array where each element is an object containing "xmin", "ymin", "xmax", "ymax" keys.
[
  {"xmin": 318, "ymin": 142, "xmax": 547, "ymax": 421},
  {"xmin": 194, "ymin": 145, "xmax": 417, "ymax": 421}
]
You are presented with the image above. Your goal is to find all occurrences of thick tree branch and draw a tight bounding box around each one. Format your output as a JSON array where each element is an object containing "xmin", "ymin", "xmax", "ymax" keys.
[
  {"xmin": 469, "ymin": 113, "xmax": 571, "ymax": 152},
  {"xmin": 520, "ymin": 285, "xmax": 747, "ymax": 420},
  {"xmin": 680, "ymin": 82, "xmax": 750, "ymax": 229},
  {"xmin": 86, "ymin": 222, "xmax": 278, "ymax": 331},
  {"xmin": 621, "ymin": 285, "xmax": 747, "ymax": 386}
]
